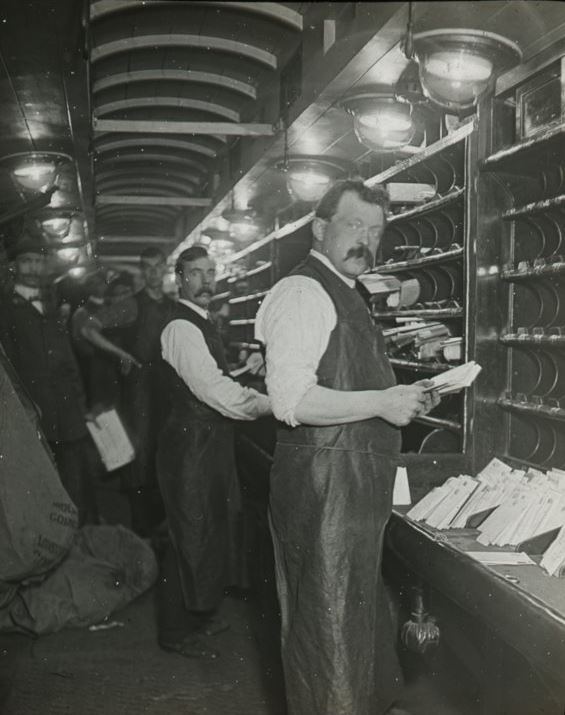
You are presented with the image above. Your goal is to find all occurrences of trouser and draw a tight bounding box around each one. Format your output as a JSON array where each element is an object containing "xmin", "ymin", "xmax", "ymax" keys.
[
  {"xmin": 49, "ymin": 436, "xmax": 99, "ymax": 527},
  {"xmin": 155, "ymin": 540, "xmax": 217, "ymax": 643}
]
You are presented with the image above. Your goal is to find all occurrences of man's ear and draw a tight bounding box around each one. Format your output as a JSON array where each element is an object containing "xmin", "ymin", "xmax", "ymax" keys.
[{"xmin": 312, "ymin": 216, "xmax": 326, "ymax": 244}]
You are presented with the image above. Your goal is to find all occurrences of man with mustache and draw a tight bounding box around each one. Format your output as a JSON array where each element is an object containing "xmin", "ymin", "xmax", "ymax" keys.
[
  {"xmin": 156, "ymin": 245, "xmax": 271, "ymax": 659},
  {"xmin": 255, "ymin": 180, "xmax": 440, "ymax": 715}
]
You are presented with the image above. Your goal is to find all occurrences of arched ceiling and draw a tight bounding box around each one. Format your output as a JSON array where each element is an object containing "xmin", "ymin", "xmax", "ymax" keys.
[
  {"xmin": 89, "ymin": 0, "xmax": 305, "ymax": 260},
  {"xmin": 3, "ymin": 1, "xmax": 565, "ymax": 273}
]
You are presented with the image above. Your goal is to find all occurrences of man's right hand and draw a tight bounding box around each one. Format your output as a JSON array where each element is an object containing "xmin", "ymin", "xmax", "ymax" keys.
[{"xmin": 377, "ymin": 384, "xmax": 439, "ymax": 426}]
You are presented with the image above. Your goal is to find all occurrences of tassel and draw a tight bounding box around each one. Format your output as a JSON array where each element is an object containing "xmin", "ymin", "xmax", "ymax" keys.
[{"xmin": 401, "ymin": 584, "xmax": 440, "ymax": 654}]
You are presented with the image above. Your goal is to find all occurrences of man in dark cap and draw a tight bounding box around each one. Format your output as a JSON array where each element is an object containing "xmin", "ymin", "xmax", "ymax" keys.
[{"xmin": 0, "ymin": 234, "xmax": 98, "ymax": 525}]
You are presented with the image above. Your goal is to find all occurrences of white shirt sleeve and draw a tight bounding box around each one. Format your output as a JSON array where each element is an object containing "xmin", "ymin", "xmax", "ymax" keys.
[
  {"xmin": 161, "ymin": 320, "xmax": 270, "ymax": 421},
  {"xmin": 254, "ymin": 276, "xmax": 336, "ymax": 427}
]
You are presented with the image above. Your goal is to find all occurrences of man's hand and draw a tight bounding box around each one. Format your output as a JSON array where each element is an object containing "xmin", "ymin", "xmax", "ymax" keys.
[
  {"xmin": 119, "ymin": 351, "xmax": 142, "ymax": 375},
  {"xmin": 377, "ymin": 382, "xmax": 441, "ymax": 426}
]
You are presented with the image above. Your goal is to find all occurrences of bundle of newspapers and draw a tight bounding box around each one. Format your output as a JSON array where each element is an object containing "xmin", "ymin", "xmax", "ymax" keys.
[{"xmin": 407, "ymin": 457, "xmax": 565, "ymax": 576}]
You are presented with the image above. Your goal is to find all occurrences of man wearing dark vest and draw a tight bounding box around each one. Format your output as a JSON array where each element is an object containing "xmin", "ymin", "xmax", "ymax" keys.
[
  {"xmin": 0, "ymin": 234, "xmax": 98, "ymax": 526},
  {"xmin": 157, "ymin": 245, "xmax": 271, "ymax": 659},
  {"xmin": 255, "ymin": 180, "xmax": 441, "ymax": 715}
]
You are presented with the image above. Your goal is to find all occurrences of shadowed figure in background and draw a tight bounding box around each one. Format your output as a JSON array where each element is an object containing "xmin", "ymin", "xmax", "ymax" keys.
[{"xmin": 0, "ymin": 234, "xmax": 99, "ymax": 525}]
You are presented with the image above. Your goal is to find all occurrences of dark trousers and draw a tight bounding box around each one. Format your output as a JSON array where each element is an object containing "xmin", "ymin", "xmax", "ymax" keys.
[
  {"xmin": 155, "ymin": 541, "xmax": 216, "ymax": 643},
  {"xmin": 49, "ymin": 436, "xmax": 99, "ymax": 527}
]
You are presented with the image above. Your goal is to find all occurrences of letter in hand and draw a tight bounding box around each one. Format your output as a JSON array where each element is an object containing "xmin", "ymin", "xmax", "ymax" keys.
[{"xmin": 379, "ymin": 381, "xmax": 441, "ymax": 426}]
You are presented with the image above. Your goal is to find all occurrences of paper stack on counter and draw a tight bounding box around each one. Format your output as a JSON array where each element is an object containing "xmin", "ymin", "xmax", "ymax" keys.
[
  {"xmin": 425, "ymin": 360, "xmax": 482, "ymax": 395},
  {"xmin": 540, "ymin": 525, "xmax": 565, "ymax": 576}
]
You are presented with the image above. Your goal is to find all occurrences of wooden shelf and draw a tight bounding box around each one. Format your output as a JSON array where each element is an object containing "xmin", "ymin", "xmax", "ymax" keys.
[
  {"xmin": 387, "ymin": 188, "xmax": 465, "ymax": 225},
  {"xmin": 229, "ymin": 318, "xmax": 256, "ymax": 326},
  {"xmin": 501, "ymin": 333, "xmax": 565, "ymax": 347},
  {"xmin": 481, "ymin": 123, "xmax": 565, "ymax": 174},
  {"xmin": 227, "ymin": 261, "xmax": 272, "ymax": 284},
  {"xmin": 365, "ymin": 119, "xmax": 476, "ymax": 186},
  {"xmin": 498, "ymin": 396, "xmax": 565, "ymax": 422},
  {"xmin": 501, "ymin": 262, "xmax": 565, "ymax": 280},
  {"xmin": 229, "ymin": 290, "xmax": 268, "ymax": 305},
  {"xmin": 502, "ymin": 193, "xmax": 565, "ymax": 219},
  {"xmin": 389, "ymin": 358, "xmax": 455, "ymax": 373},
  {"xmin": 377, "ymin": 246, "xmax": 464, "ymax": 274},
  {"xmin": 414, "ymin": 414, "xmax": 462, "ymax": 433},
  {"xmin": 374, "ymin": 308, "xmax": 464, "ymax": 319}
]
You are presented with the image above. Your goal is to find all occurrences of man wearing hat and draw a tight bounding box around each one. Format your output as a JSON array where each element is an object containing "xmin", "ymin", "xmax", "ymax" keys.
[{"xmin": 0, "ymin": 234, "xmax": 98, "ymax": 525}]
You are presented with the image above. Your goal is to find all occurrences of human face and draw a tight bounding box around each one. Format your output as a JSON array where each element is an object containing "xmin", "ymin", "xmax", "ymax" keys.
[
  {"xmin": 140, "ymin": 255, "xmax": 166, "ymax": 290},
  {"xmin": 313, "ymin": 191, "xmax": 386, "ymax": 279},
  {"xmin": 108, "ymin": 284, "xmax": 134, "ymax": 304},
  {"xmin": 14, "ymin": 252, "xmax": 46, "ymax": 288},
  {"xmin": 177, "ymin": 256, "xmax": 216, "ymax": 308}
]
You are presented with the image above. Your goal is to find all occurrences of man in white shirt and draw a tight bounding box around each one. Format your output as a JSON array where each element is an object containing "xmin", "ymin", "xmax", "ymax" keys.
[
  {"xmin": 157, "ymin": 244, "xmax": 271, "ymax": 660},
  {"xmin": 255, "ymin": 180, "xmax": 440, "ymax": 715}
]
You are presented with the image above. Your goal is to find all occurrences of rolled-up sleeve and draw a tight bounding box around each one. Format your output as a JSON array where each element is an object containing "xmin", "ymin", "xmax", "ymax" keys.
[
  {"xmin": 255, "ymin": 276, "xmax": 335, "ymax": 426},
  {"xmin": 161, "ymin": 320, "xmax": 270, "ymax": 420}
]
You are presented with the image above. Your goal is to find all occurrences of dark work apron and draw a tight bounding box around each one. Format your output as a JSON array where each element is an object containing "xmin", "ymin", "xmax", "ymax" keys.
[
  {"xmin": 122, "ymin": 290, "xmax": 174, "ymax": 490},
  {"xmin": 269, "ymin": 255, "xmax": 403, "ymax": 715},
  {"xmin": 157, "ymin": 302, "xmax": 243, "ymax": 612}
]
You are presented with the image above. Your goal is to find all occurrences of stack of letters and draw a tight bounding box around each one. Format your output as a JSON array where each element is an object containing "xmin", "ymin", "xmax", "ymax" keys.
[{"xmin": 407, "ymin": 457, "xmax": 565, "ymax": 576}]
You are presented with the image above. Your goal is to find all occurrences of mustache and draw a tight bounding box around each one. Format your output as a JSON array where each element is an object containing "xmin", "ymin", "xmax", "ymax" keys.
[{"xmin": 345, "ymin": 246, "xmax": 373, "ymax": 263}]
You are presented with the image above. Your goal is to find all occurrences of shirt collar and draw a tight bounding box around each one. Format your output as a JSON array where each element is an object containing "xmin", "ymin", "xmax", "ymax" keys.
[
  {"xmin": 14, "ymin": 284, "xmax": 41, "ymax": 301},
  {"xmin": 178, "ymin": 297, "xmax": 209, "ymax": 320},
  {"xmin": 309, "ymin": 250, "xmax": 356, "ymax": 288}
]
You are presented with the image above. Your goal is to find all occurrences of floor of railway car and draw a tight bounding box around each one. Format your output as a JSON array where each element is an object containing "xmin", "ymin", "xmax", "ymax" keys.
[{"xmin": 0, "ymin": 480, "xmax": 475, "ymax": 715}]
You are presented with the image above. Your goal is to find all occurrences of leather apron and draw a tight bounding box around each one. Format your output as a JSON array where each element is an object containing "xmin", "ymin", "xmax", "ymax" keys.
[
  {"xmin": 269, "ymin": 256, "xmax": 403, "ymax": 715},
  {"xmin": 157, "ymin": 303, "xmax": 243, "ymax": 611}
]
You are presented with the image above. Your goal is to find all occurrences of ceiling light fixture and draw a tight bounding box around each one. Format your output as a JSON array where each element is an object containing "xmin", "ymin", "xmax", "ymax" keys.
[
  {"xmin": 410, "ymin": 29, "xmax": 522, "ymax": 113},
  {"xmin": 276, "ymin": 122, "xmax": 349, "ymax": 202},
  {"xmin": 1, "ymin": 152, "xmax": 72, "ymax": 196},
  {"xmin": 341, "ymin": 91, "xmax": 417, "ymax": 153}
]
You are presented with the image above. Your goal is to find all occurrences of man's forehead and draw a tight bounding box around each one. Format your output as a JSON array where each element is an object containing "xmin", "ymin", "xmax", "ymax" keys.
[
  {"xmin": 186, "ymin": 256, "xmax": 216, "ymax": 270},
  {"xmin": 140, "ymin": 256, "xmax": 164, "ymax": 267},
  {"xmin": 334, "ymin": 191, "xmax": 384, "ymax": 220}
]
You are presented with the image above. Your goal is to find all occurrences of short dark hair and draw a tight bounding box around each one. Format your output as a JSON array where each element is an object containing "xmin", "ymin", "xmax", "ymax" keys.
[
  {"xmin": 139, "ymin": 247, "xmax": 165, "ymax": 262},
  {"xmin": 107, "ymin": 271, "xmax": 134, "ymax": 296},
  {"xmin": 314, "ymin": 179, "xmax": 390, "ymax": 221},
  {"xmin": 175, "ymin": 244, "xmax": 209, "ymax": 276}
]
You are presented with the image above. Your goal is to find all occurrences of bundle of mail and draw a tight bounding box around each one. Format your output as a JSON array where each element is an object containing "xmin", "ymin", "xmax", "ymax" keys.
[
  {"xmin": 407, "ymin": 457, "xmax": 565, "ymax": 576},
  {"xmin": 382, "ymin": 321, "xmax": 459, "ymax": 362}
]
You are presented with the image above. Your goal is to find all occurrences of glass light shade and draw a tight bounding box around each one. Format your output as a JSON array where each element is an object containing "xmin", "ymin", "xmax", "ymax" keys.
[
  {"xmin": 413, "ymin": 29, "xmax": 522, "ymax": 112},
  {"xmin": 4, "ymin": 152, "xmax": 72, "ymax": 195},
  {"xmin": 57, "ymin": 247, "xmax": 81, "ymax": 262},
  {"xmin": 208, "ymin": 238, "xmax": 235, "ymax": 255},
  {"xmin": 277, "ymin": 157, "xmax": 347, "ymax": 203},
  {"xmin": 222, "ymin": 208, "xmax": 261, "ymax": 243},
  {"xmin": 41, "ymin": 215, "xmax": 73, "ymax": 239},
  {"xmin": 342, "ymin": 93, "xmax": 416, "ymax": 152}
]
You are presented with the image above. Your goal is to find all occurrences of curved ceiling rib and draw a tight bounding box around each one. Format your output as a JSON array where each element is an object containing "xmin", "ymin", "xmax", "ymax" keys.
[
  {"xmin": 94, "ymin": 97, "xmax": 241, "ymax": 123},
  {"xmin": 91, "ymin": 35, "xmax": 278, "ymax": 69},
  {"xmin": 97, "ymin": 178, "xmax": 197, "ymax": 195},
  {"xmin": 94, "ymin": 138, "xmax": 218, "ymax": 158},
  {"xmin": 96, "ymin": 168, "xmax": 202, "ymax": 187},
  {"xmin": 96, "ymin": 153, "xmax": 209, "ymax": 175},
  {"xmin": 90, "ymin": 0, "xmax": 303, "ymax": 30},
  {"xmin": 92, "ymin": 70, "xmax": 257, "ymax": 99}
]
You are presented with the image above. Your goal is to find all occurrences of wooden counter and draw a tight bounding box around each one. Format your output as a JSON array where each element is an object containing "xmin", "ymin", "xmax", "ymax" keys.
[{"xmin": 386, "ymin": 511, "xmax": 565, "ymax": 715}]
